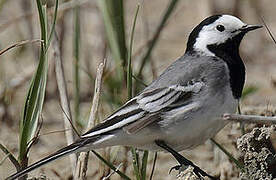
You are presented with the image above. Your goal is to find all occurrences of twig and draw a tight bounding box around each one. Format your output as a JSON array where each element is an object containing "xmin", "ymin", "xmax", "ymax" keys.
[
  {"xmin": 259, "ymin": 16, "xmax": 276, "ymax": 45},
  {"xmin": 53, "ymin": 33, "xmax": 77, "ymax": 173},
  {"xmin": 223, "ymin": 113, "xmax": 276, "ymax": 124},
  {"xmin": 0, "ymin": 152, "xmax": 10, "ymax": 166},
  {"xmin": 88, "ymin": 58, "xmax": 106, "ymax": 127},
  {"xmin": 0, "ymin": 39, "xmax": 42, "ymax": 56},
  {"xmin": 149, "ymin": 152, "xmax": 158, "ymax": 180},
  {"xmin": 59, "ymin": 102, "xmax": 80, "ymax": 137},
  {"xmin": 0, "ymin": 143, "xmax": 21, "ymax": 171},
  {"xmin": 30, "ymin": 129, "xmax": 71, "ymax": 138},
  {"xmin": 102, "ymin": 163, "xmax": 123, "ymax": 180},
  {"xmin": 74, "ymin": 58, "xmax": 106, "ymax": 180}
]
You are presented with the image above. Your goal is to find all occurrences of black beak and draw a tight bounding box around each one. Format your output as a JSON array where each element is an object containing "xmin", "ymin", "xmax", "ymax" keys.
[{"xmin": 240, "ymin": 24, "xmax": 263, "ymax": 32}]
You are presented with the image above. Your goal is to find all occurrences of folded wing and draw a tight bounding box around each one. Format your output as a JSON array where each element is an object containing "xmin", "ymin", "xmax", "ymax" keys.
[{"xmin": 82, "ymin": 81, "xmax": 205, "ymax": 137}]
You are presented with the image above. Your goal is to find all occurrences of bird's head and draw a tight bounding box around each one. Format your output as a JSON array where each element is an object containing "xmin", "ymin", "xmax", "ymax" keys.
[{"xmin": 186, "ymin": 15, "xmax": 262, "ymax": 56}]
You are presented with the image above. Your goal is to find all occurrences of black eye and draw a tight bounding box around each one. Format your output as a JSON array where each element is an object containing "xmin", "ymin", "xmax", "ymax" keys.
[{"xmin": 216, "ymin": 25, "xmax": 225, "ymax": 32}]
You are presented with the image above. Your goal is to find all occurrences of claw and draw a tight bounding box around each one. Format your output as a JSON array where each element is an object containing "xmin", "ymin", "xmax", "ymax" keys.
[
  {"xmin": 169, "ymin": 164, "xmax": 189, "ymax": 174},
  {"xmin": 155, "ymin": 140, "xmax": 218, "ymax": 179},
  {"xmin": 169, "ymin": 165, "xmax": 180, "ymax": 174},
  {"xmin": 169, "ymin": 164, "xmax": 219, "ymax": 180}
]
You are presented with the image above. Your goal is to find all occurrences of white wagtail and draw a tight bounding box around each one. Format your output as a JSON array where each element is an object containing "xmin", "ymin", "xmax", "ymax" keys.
[{"xmin": 7, "ymin": 15, "xmax": 262, "ymax": 180}]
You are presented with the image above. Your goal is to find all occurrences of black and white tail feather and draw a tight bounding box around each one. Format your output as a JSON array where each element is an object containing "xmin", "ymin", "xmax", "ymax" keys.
[
  {"xmin": 7, "ymin": 82, "xmax": 203, "ymax": 180},
  {"xmin": 6, "ymin": 138, "xmax": 96, "ymax": 180}
]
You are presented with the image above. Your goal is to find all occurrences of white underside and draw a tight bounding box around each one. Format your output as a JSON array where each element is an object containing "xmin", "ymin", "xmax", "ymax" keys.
[{"xmin": 81, "ymin": 85, "xmax": 238, "ymax": 153}]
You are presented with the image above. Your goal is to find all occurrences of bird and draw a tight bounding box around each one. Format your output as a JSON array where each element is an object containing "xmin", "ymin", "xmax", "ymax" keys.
[{"xmin": 7, "ymin": 14, "xmax": 262, "ymax": 180}]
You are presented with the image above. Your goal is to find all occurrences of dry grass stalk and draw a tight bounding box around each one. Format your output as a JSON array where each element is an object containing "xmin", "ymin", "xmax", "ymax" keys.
[
  {"xmin": 223, "ymin": 113, "xmax": 276, "ymax": 124},
  {"xmin": 0, "ymin": 39, "xmax": 42, "ymax": 56},
  {"xmin": 74, "ymin": 58, "xmax": 106, "ymax": 180},
  {"xmin": 53, "ymin": 34, "xmax": 77, "ymax": 174}
]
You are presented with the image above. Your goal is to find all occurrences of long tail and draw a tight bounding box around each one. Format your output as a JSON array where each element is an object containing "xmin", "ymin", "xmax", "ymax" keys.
[{"xmin": 6, "ymin": 137, "xmax": 94, "ymax": 180}]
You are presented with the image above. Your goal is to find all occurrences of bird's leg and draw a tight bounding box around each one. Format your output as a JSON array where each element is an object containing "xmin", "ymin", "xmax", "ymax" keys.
[{"xmin": 155, "ymin": 140, "xmax": 219, "ymax": 180}]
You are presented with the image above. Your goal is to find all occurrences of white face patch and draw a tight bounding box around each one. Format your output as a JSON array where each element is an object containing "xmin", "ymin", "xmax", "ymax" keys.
[{"xmin": 194, "ymin": 15, "xmax": 247, "ymax": 56}]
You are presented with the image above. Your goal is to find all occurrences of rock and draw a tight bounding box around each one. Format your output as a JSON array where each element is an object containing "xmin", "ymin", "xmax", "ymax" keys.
[{"xmin": 237, "ymin": 126, "xmax": 276, "ymax": 180}]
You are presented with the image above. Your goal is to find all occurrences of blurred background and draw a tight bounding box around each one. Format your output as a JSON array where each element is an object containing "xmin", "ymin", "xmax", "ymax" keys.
[{"xmin": 0, "ymin": 0, "xmax": 275, "ymax": 179}]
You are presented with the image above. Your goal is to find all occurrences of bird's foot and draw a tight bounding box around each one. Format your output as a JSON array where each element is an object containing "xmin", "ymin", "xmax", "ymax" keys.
[
  {"xmin": 155, "ymin": 140, "xmax": 219, "ymax": 179},
  {"xmin": 170, "ymin": 164, "xmax": 206, "ymax": 180},
  {"xmin": 169, "ymin": 164, "xmax": 189, "ymax": 174},
  {"xmin": 169, "ymin": 164, "xmax": 219, "ymax": 180}
]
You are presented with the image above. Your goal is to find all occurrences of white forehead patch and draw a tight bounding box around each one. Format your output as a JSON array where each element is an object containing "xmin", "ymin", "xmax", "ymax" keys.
[
  {"xmin": 215, "ymin": 15, "xmax": 245, "ymax": 29},
  {"xmin": 194, "ymin": 15, "xmax": 247, "ymax": 56}
]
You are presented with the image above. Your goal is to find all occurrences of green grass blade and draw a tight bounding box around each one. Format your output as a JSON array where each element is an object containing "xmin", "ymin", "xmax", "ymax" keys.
[
  {"xmin": 73, "ymin": 0, "xmax": 81, "ymax": 128},
  {"xmin": 132, "ymin": 74, "xmax": 147, "ymax": 87},
  {"xmin": 91, "ymin": 150, "xmax": 131, "ymax": 180},
  {"xmin": 131, "ymin": 148, "xmax": 141, "ymax": 180},
  {"xmin": 45, "ymin": 0, "xmax": 59, "ymax": 51},
  {"xmin": 210, "ymin": 138, "xmax": 244, "ymax": 171},
  {"xmin": 18, "ymin": 0, "xmax": 56, "ymax": 167},
  {"xmin": 241, "ymin": 85, "xmax": 258, "ymax": 100},
  {"xmin": 137, "ymin": 0, "xmax": 179, "ymax": 77},
  {"xmin": 36, "ymin": 0, "xmax": 47, "ymax": 45},
  {"xmin": 98, "ymin": 0, "xmax": 127, "ymax": 80},
  {"xmin": 141, "ymin": 150, "xmax": 148, "ymax": 180},
  {"xmin": 19, "ymin": 1, "xmax": 46, "ymax": 163},
  {"xmin": 127, "ymin": 4, "xmax": 139, "ymax": 101},
  {"xmin": 127, "ymin": 5, "xmax": 142, "ymax": 179}
]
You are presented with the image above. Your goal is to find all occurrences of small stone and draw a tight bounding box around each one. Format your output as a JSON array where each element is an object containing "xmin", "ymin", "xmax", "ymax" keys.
[{"xmin": 237, "ymin": 125, "xmax": 276, "ymax": 179}]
